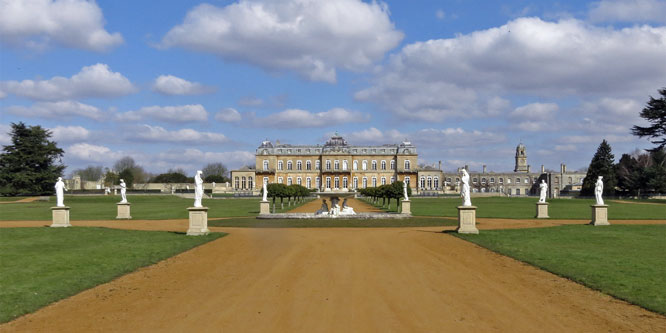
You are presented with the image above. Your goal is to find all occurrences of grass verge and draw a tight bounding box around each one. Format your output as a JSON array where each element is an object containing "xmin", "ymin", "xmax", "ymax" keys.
[
  {"xmin": 455, "ymin": 225, "xmax": 666, "ymax": 315},
  {"xmin": 0, "ymin": 227, "xmax": 225, "ymax": 323}
]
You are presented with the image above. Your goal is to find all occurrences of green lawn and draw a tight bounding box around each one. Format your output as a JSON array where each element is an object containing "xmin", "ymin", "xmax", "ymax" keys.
[
  {"xmin": 0, "ymin": 196, "xmax": 311, "ymax": 221},
  {"xmin": 408, "ymin": 197, "xmax": 666, "ymax": 219},
  {"xmin": 209, "ymin": 216, "xmax": 458, "ymax": 228},
  {"xmin": 456, "ymin": 225, "xmax": 666, "ymax": 315},
  {"xmin": 0, "ymin": 227, "xmax": 224, "ymax": 323}
]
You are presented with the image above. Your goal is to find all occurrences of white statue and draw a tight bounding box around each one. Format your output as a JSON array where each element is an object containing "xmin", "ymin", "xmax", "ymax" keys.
[
  {"xmin": 119, "ymin": 179, "xmax": 128, "ymax": 203},
  {"xmin": 316, "ymin": 199, "xmax": 329, "ymax": 215},
  {"xmin": 194, "ymin": 170, "xmax": 204, "ymax": 207},
  {"xmin": 594, "ymin": 176, "xmax": 604, "ymax": 205},
  {"xmin": 54, "ymin": 177, "xmax": 66, "ymax": 207},
  {"xmin": 460, "ymin": 169, "xmax": 471, "ymax": 206},
  {"xmin": 262, "ymin": 182, "xmax": 268, "ymax": 201},
  {"xmin": 340, "ymin": 198, "xmax": 356, "ymax": 215},
  {"xmin": 538, "ymin": 180, "xmax": 548, "ymax": 203},
  {"xmin": 403, "ymin": 181, "xmax": 409, "ymax": 200}
]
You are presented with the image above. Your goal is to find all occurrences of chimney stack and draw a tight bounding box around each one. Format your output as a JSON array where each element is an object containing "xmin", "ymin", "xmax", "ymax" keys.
[
  {"xmin": 561, "ymin": 163, "xmax": 566, "ymax": 174},
  {"xmin": 483, "ymin": 165, "xmax": 487, "ymax": 173},
  {"xmin": 438, "ymin": 160, "xmax": 442, "ymax": 170},
  {"xmin": 541, "ymin": 165, "xmax": 545, "ymax": 173}
]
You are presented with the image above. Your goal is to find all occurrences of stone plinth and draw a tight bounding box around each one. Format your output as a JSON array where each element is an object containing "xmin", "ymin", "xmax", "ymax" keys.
[
  {"xmin": 590, "ymin": 205, "xmax": 610, "ymax": 226},
  {"xmin": 187, "ymin": 207, "xmax": 210, "ymax": 236},
  {"xmin": 259, "ymin": 200, "xmax": 270, "ymax": 215},
  {"xmin": 116, "ymin": 202, "xmax": 132, "ymax": 219},
  {"xmin": 456, "ymin": 206, "xmax": 479, "ymax": 234},
  {"xmin": 51, "ymin": 206, "xmax": 71, "ymax": 227},
  {"xmin": 401, "ymin": 200, "xmax": 411, "ymax": 215},
  {"xmin": 536, "ymin": 202, "xmax": 549, "ymax": 219}
]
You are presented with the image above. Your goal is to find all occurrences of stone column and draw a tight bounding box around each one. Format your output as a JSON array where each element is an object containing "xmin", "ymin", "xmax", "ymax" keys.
[
  {"xmin": 116, "ymin": 203, "xmax": 132, "ymax": 219},
  {"xmin": 401, "ymin": 199, "xmax": 411, "ymax": 215},
  {"xmin": 535, "ymin": 202, "xmax": 549, "ymax": 219},
  {"xmin": 456, "ymin": 206, "xmax": 479, "ymax": 234},
  {"xmin": 50, "ymin": 206, "xmax": 71, "ymax": 227},
  {"xmin": 259, "ymin": 200, "xmax": 270, "ymax": 215},
  {"xmin": 187, "ymin": 207, "xmax": 210, "ymax": 236},
  {"xmin": 590, "ymin": 205, "xmax": 610, "ymax": 226}
]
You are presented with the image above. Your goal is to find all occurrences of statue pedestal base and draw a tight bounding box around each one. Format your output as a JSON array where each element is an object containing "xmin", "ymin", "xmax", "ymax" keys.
[
  {"xmin": 116, "ymin": 203, "xmax": 132, "ymax": 219},
  {"xmin": 259, "ymin": 201, "xmax": 270, "ymax": 215},
  {"xmin": 456, "ymin": 206, "xmax": 479, "ymax": 234},
  {"xmin": 590, "ymin": 205, "xmax": 610, "ymax": 226},
  {"xmin": 51, "ymin": 206, "xmax": 71, "ymax": 227},
  {"xmin": 187, "ymin": 207, "xmax": 209, "ymax": 236},
  {"xmin": 536, "ymin": 202, "xmax": 549, "ymax": 218},
  {"xmin": 401, "ymin": 200, "xmax": 411, "ymax": 215}
]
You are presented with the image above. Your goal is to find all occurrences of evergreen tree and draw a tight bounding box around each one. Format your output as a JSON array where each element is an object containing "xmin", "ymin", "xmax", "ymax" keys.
[
  {"xmin": 646, "ymin": 148, "xmax": 666, "ymax": 194},
  {"xmin": 581, "ymin": 140, "xmax": 617, "ymax": 197},
  {"xmin": 0, "ymin": 122, "xmax": 65, "ymax": 195},
  {"xmin": 632, "ymin": 88, "xmax": 666, "ymax": 151}
]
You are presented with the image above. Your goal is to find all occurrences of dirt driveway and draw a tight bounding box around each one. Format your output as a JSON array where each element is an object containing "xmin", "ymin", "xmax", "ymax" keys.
[{"xmin": 2, "ymin": 223, "xmax": 664, "ymax": 332}]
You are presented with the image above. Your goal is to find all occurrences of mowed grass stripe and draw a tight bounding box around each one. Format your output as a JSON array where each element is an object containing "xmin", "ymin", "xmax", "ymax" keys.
[
  {"xmin": 455, "ymin": 225, "xmax": 666, "ymax": 315},
  {"xmin": 0, "ymin": 227, "xmax": 225, "ymax": 323}
]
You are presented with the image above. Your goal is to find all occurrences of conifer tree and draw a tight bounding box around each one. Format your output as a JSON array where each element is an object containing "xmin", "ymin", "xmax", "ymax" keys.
[
  {"xmin": 0, "ymin": 122, "xmax": 65, "ymax": 195},
  {"xmin": 632, "ymin": 88, "xmax": 666, "ymax": 151},
  {"xmin": 581, "ymin": 140, "xmax": 617, "ymax": 197}
]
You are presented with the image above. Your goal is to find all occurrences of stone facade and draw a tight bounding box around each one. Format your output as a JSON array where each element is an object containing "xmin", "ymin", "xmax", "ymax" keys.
[{"xmin": 231, "ymin": 134, "xmax": 418, "ymax": 192}]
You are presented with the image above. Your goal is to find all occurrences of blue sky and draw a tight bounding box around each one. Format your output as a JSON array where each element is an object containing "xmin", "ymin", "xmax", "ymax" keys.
[{"xmin": 1, "ymin": 0, "xmax": 665, "ymax": 175}]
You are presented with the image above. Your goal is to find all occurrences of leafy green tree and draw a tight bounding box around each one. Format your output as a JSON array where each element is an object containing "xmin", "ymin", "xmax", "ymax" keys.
[
  {"xmin": 632, "ymin": 88, "xmax": 666, "ymax": 151},
  {"xmin": 113, "ymin": 156, "xmax": 148, "ymax": 184},
  {"xmin": 0, "ymin": 122, "xmax": 65, "ymax": 195},
  {"xmin": 581, "ymin": 140, "xmax": 617, "ymax": 197},
  {"xmin": 267, "ymin": 183, "xmax": 288, "ymax": 211},
  {"xmin": 646, "ymin": 148, "xmax": 666, "ymax": 194},
  {"xmin": 104, "ymin": 169, "xmax": 119, "ymax": 187},
  {"xmin": 118, "ymin": 169, "xmax": 134, "ymax": 188},
  {"xmin": 152, "ymin": 172, "xmax": 193, "ymax": 183}
]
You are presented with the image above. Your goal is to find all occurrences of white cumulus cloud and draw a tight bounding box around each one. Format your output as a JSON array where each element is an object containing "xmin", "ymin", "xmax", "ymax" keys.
[
  {"xmin": 152, "ymin": 75, "xmax": 214, "ymax": 95},
  {"xmin": 251, "ymin": 108, "xmax": 369, "ymax": 128},
  {"xmin": 117, "ymin": 104, "xmax": 208, "ymax": 123},
  {"xmin": 0, "ymin": 124, "xmax": 11, "ymax": 145},
  {"xmin": 160, "ymin": 0, "xmax": 403, "ymax": 83},
  {"xmin": 6, "ymin": 100, "xmax": 105, "ymax": 120},
  {"xmin": 0, "ymin": 0, "xmax": 123, "ymax": 51},
  {"xmin": 589, "ymin": 0, "xmax": 666, "ymax": 23},
  {"xmin": 67, "ymin": 143, "xmax": 122, "ymax": 163},
  {"xmin": 215, "ymin": 108, "xmax": 242, "ymax": 123},
  {"xmin": 0, "ymin": 64, "xmax": 136, "ymax": 101},
  {"xmin": 50, "ymin": 125, "xmax": 90, "ymax": 143},
  {"xmin": 130, "ymin": 125, "xmax": 229, "ymax": 144}
]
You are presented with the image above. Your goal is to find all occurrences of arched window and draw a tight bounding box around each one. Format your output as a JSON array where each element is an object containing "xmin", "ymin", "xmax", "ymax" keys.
[
  {"xmin": 315, "ymin": 177, "xmax": 320, "ymax": 189},
  {"xmin": 516, "ymin": 177, "xmax": 521, "ymax": 184},
  {"xmin": 287, "ymin": 177, "xmax": 292, "ymax": 185},
  {"xmin": 434, "ymin": 177, "xmax": 439, "ymax": 189},
  {"xmin": 326, "ymin": 177, "xmax": 331, "ymax": 189},
  {"xmin": 278, "ymin": 177, "xmax": 283, "ymax": 184},
  {"xmin": 381, "ymin": 160, "xmax": 386, "ymax": 170},
  {"xmin": 427, "ymin": 177, "xmax": 432, "ymax": 188},
  {"xmin": 287, "ymin": 161, "xmax": 293, "ymax": 170},
  {"xmin": 334, "ymin": 177, "xmax": 340, "ymax": 188},
  {"xmin": 234, "ymin": 176, "xmax": 239, "ymax": 189},
  {"xmin": 420, "ymin": 177, "xmax": 426, "ymax": 189},
  {"xmin": 248, "ymin": 177, "xmax": 253, "ymax": 189},
  {"xmin": 306, "ymin": 160, "xmax": 312, "ymax": 170},
  {"xmin": 343, "ymin": 177, "xmax": 348, "ymax": 188},
  {"xmin": 263, "ymin": 160, "xmax": 269, "ymax": 170},
  {"xmin": 334, "ymin": 160, "xmax": 340, "ymax": 170},
  {"xmin": 390, "ymin": 176, "xmax": 395, "ymax": 183},
  {"xmin": 296, "ymin": 161, "xmax": 302, "ymax": 170},
  {"xmin": 315, "ymin": 160, "xmax": 320, "ymax": 170},
  {"xmin": 306, "ymin": 177, "xmax": 311, "ymax": 188},
  {"xmin": 362, "ymin": 177, "xmax": 368, "ymax": 188},
  {"xmin": 326, "ymin": 160, "xmax": 331, "ymax": 170},
  {"xmin": 473, "ymin": 177, "xmax": 478, "ymax": 183},
  {"xmin": 278, "ymin": 161, "xmax": 283, "ymax": 170},
  {"xmin": 362, "ymin": 161, "xmax": 367, "ymax": 170},
  {"xmin": 481, "ymin": 177, "xmax": 486, "ymax": 184},
  {"xmin": 372, "ymin": 177, "xmax": 377, "ymax": 187},
  {"xmin": 353, "ymin": 161, "xmax": 358, "ymax": 170},
  {"xmin": 490, "ymin": 177, "xmax": 495, "ymax": 183},
  {"xmin": 342, "ymin": 160, "xmax": 348, "ymax": 170},
  {"xmin": 381, "ymin": 177, "xmax": 386, "ymax": 185},
  {"xmin": 499, "ymin": 177, "xmax": 503, "ymax": 184},
  {"xmin": 371, "ymin": 160, "xmax": 377, "ymax": 170},
  {"xmin": 353, "ymin": 177, "xmax": 358, "ymax": 189},
  {"xmin": 242, "ymin": 176, "xmax": 247, "ymax": 189},
  {"xmin": 404, "ymin": 160, "xmax": 411, "ymax": 170},
  {"xmin": 390, "ymin": 160, "xmax": 395, "ymax": 170},
  {"xmin": 297, "ymin": 177, "xmax": 302, "ymax": 185}
]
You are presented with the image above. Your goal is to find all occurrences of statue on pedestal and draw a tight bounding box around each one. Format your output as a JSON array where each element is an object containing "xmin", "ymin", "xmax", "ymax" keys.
[
  {"xmin": 403, "ymin": 181, "xmax": 409, "ymax": 200},
  {"xmin": 460, "ymin": 169, "xmax": 471, "ymax": 206},
  {"xmin": 538, "ymin": 180, "xmax": 548, "ymax": 203},
  {"xmin": 595, "ymin": 176, "xmax": 604, "ymax": 205},
  {"xmin": 55, "ymin": 177, "xmax": 66, "ymax": 207},
  {"xmin": 194, "ymin": 170, "xmax": 204, "ymax": 207},
  {"xmin": 262, "ymin": 182, "xmax": 268, "ymax": 201},
  {"xmin": 119, "ymin": 179, "xmax": 128, "ymax": 203}
]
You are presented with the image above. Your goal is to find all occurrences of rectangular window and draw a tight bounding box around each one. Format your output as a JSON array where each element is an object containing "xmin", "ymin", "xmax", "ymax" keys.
[
  {"xmin": 326, "ymin": 177, "xmax": 331, "ymax": 189},
  {"xmin": 343, "ymin": 177, "xmax": 348, "ymax": 188},
  {"xmin": 334, "ymin": 177, "xmax": 340, "ymax": 189},
  {"xmin": 278, "ymin": 177, "xmax": 283, "ymax": 184},
  {"xmin": 306, "ymin": 177, "xmax": 311, "ymax": 189}
]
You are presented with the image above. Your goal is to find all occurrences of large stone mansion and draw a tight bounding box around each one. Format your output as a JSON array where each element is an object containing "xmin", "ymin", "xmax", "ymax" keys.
[{"xmin": 231, "ymin": 135, "xmax": 586, "ymax": 198}]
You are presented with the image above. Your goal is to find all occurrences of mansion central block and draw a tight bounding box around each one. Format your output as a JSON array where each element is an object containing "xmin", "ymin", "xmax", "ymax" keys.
[{"xmin": 233, "ymin": 134, "xmax": 419, "ymax": 192}]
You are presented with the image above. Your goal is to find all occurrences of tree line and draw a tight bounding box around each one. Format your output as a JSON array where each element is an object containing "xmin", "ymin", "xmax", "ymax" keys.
[
  {"xmin": 358, "ymin": 181, "xmax": 411, "ymax": 210},
  {"xmin": 266, "ymin": 183, "xmax": 312, "ymax": 211}
]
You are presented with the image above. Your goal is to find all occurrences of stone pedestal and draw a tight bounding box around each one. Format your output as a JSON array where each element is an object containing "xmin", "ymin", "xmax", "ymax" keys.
[
  {"xmin": 401, "ymin": 199, "xmax": 411, "ymax": 215},
  {"xmin": 116, "ymin": 202, "xmax": 132, "ymax": 219},
  {"xmin": 259, "ymin": 200, "xmax": 270, "ymax": 215},
  {"xmin": 187, "ymin": 207, "xmax": 210, "ymax": 236},
  {"xmin": 456, "ymin": 206, "xmax": 479, "ymax": 234},
  {"xmin": 536, "ymin": 202, "xmax": 549, "ymax": 219},
  {"xmin": 590, "ymin": 205, "xmax": 610, "ymax": 226},
  {"xmin": 51, "ymin": 206, "xmax": 71, "ymax": 227}
]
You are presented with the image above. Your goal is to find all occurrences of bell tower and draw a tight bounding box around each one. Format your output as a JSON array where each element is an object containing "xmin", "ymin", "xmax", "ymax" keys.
[{"xmin": 514, "ymin": 143, "xmax": 528, "ymax": 173}]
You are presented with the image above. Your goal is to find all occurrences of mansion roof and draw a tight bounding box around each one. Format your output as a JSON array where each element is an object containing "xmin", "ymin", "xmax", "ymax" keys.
[{"xmin": 256, "ymin": 135, "xmax": 416, "ymax": 156}]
